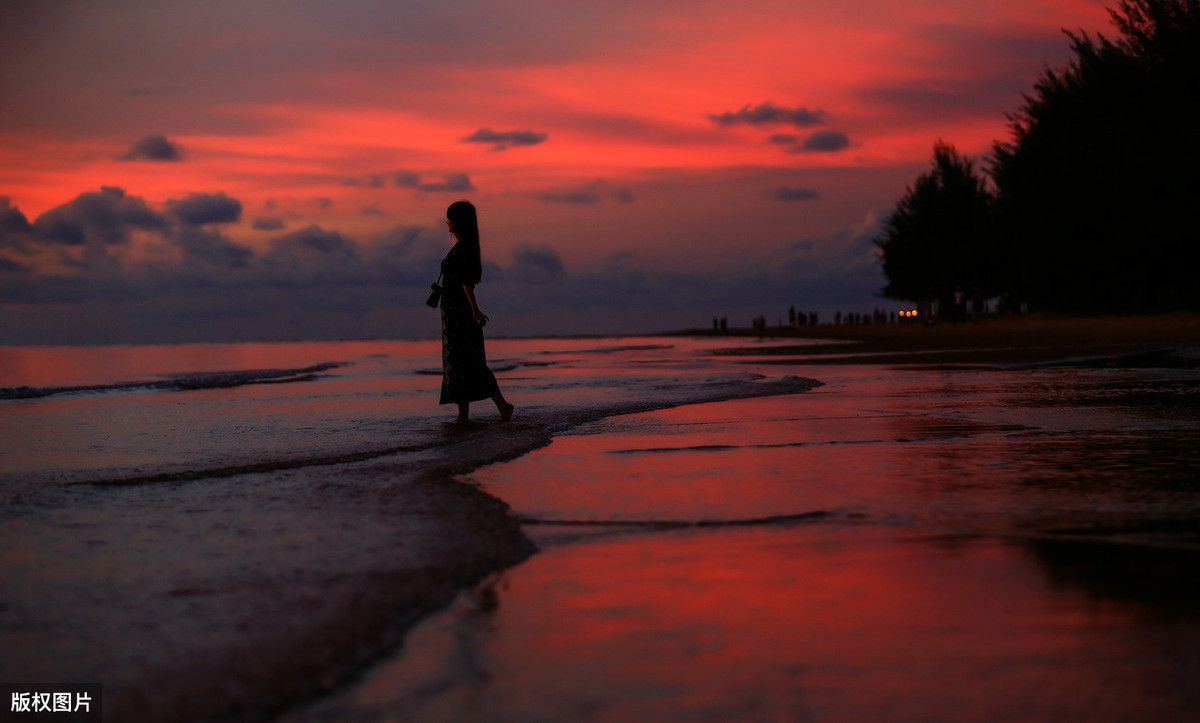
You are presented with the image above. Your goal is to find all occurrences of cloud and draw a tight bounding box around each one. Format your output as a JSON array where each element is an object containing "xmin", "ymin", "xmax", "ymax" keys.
[
  {"xmin": 174, "ymin": 228, "xmax": 254, "ymax": 268},
  {"xmin": 390, "ymin": 170, "xmax": 478, "ymax": 193},
  {"xmin": 252, "ymin": 216, "xmax": 286, "ymax": 231},
  {"xmin": 798, "ymin": 130, "xmax": 850, "ymax": 153},
  {"xmin": 774, "ymin": 187, "xmax": 820, "ymax": 201},
  {"xmin": 1, "ymin": 197, "xmax": 33, "ymax": 253},
  {"xmin": 535, "ymin": 181, "xmax": 634, "ymax": 205},
  {"xmin": 343, "ymin": 174, "xmax": 385, "ymax": 188},
  {"xmin": 708, "ymin": 102, "xmax": 825, "ymax": 128},
  {"xmin": 0, "ymin": 256, "xmax": 30, "ymax": 274},
  {"xmin": 32, "ymin": 186, "xmax": 170, "ymax": 247},
  {"xmin": 361, "ymin": 206, "xmax": 386, "ymax": 216},
  {"xmin": 167, "ymin": 191, "xmax": 243, "ymax": 226},
  {"xmin": 263, "ymin": 225, "xmax": 359, "ymax": 279},
  {"xmin": 418, "ymin": 173, "xmax": 475, "ymax": 193},
  {"xmin": 510, "ymin": 244, "xmax": 564, "ymax": 283},
  {"xmin": 119, "ymin": 134, "xmax": 184, "ymax": 161},
  {"xmin": 393, "ymin": 171, "xmax": 421, "ymax": 188},
  {"xmin": 536, "ymin": 191, "xmax": 601, "ymax": 205},
  {"xmin": 1, "ymin": 197, "xmax": 32, "ymax": 235},
  {"xmin": 769, "ymin": 134, "xmax": 799, "ymax": 145},
  {"xmin": 363, "ymin": 225, "xmax": 445, "ymax": 283},
  {"xmin": 461, "ymin": 128, "xmax": 548, "ymax": 151}
]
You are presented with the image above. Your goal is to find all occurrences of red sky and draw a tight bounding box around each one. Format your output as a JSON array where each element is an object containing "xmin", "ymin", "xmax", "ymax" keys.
[{"xmin": 0, "ymin": 0, "xmax": 1113, "ymax": 343}]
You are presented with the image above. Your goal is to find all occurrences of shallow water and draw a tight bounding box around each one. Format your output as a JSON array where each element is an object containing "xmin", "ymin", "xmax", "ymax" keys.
[
  {"xmin": 5, "ymin": 340, "xmax": 1198, "ymax": 720},
  {"xmin": 0, "ymin": 336, "xmax": 823, "ymax": 720},
  {"xmin": 294, "ymin": 361, "xmax": 1200, "ymax": 722}
]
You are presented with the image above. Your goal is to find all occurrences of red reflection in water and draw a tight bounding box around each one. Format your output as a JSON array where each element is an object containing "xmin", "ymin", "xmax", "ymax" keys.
[{"xmin": 337, "ymin": 526, "xmax": 1198, "ymax": 721}]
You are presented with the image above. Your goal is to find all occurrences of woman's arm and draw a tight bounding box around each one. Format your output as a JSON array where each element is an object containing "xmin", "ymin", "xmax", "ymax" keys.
[{"xmin": 463, "ymin": 285, "xmax": 489, "ymax": 326}]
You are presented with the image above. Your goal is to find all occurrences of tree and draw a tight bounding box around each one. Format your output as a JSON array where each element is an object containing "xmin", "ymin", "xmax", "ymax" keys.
[
  {"xmin": 875, "ymin": 142, "xmax": 996, "ymax": 312},
  {"xmin": 990, "ymin": 0, "xmax": 1200, "ymax": 312}
]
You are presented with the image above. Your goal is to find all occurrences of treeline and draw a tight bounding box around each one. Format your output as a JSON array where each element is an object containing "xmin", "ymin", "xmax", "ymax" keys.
[{"xmin": 875, "ymin": 0, "xmax": 1200, "ymax": 315}]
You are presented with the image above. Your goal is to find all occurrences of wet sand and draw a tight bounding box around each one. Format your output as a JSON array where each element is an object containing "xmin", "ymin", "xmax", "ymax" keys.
[
  {"xmin": 291, "ymin": 316, "xmax": 1200, "ymax": 721},
  {"xmin": 7, "ymin": 323, "xmax": 1199, "ymax": 720}
]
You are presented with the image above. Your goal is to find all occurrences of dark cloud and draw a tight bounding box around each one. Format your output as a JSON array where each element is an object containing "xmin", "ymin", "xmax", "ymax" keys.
[
  {"xmin": 775, "ymin": 187, "xmax": 820, "ymax": 202},
  {"xmin": 252, "ymin": 217, "xmax": 286, "ymax": 231},
  {"xmin": 615, "ymin": 189, "xmax": 635, "ymax": 203},
  {"xmin": 343, "ymin": 174, "xmax": 386, "ymax": 188},
  {"xmin": 0, "ymin": 256, "xmax": 30, "ymax": 273},
  {"xmin": 167, "ymin": 191, "xmax": 243, "ymax": 226},
  {"xmin": 393, "ymin": 171, "xmax": 421, "ymax": 188},
  {"xmin": 363, "ymin": 225, "xmax": 445, "ymax": 284},
  {"xmin": 708, "ymin": 102, "xmax": 825, "ymax": 128},
  {"xmin": 174, "ymin": 228, "xmax": 254, "ymax": 268},
  {"xmin": 799, "ymin": 131, "xmax": 850, "ymax": 153},
  {"xmin": 2, "ymin": 197, "xmax": 32, "ymax": 235},
  {"xmin": 263, "ymin": 225, "xmax": 359, "ymax": 278},
  {"xmin": 536, "ymin": 191, "xmax": 601, "ymax": 205},
  {"xmin": 119, "ymin": 134, "xmax": 184, "ymax": 161},
  {"xmin": 461, "ymin": 128, "xmax": 548, "ymax": 151},
  {"xmin": 308, "ymin": 197, "xmax": 334, "ymax": 210},
  {"xmin": 418, "ymin": 173, "xmax": 475, "ymax": 193},
  {"xmin": 32, "ymin": 186, "xmax": 170, "ymax": 246},
  {"xmin": 769, "ymin": 134, "xmax": 799, "ymax": 145},
  {"xmin": 510, "ymin": 244, "xmax": 564, "ymax": 283},
  {"xmin": 1, "ymin": 197, "xmax": 33, "ymax": 253}
]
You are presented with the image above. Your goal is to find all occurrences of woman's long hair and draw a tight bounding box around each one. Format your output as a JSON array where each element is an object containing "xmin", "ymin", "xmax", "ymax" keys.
[{"xmin": 447, "ymin": 200, "xmax": 482, "ymax": 284}]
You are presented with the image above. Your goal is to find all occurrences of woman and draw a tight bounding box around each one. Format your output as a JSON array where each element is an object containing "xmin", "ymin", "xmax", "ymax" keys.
[{"xmin": 438, "ymin": 200, "xmax": 514, "ymax": 424}]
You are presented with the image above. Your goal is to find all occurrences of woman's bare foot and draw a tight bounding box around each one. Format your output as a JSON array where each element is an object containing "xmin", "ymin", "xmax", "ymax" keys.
[{"xmin": 498, "ymin": 401, "xmax": 514, "ymax": 422}]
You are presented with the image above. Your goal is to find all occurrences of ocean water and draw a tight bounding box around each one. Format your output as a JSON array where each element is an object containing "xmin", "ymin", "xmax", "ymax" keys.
[
  {"xmin": 0, "ymin": 336, "xmax": 821, "ymax": 721},
  {"xmin": 3, "ymin": 337, "xmax": 1199, "ymax": 721}
]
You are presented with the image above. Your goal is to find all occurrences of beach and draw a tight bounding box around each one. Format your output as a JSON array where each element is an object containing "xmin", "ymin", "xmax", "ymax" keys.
[{"xmin": 3, "ymin": 315, "xmax": 1200, "ymax": 721}]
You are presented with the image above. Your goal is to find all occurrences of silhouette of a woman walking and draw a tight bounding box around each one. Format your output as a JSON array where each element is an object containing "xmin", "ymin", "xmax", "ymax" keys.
[{"xmin": 438, "ymin": 200, "xmax": 514, "ymax": 424}]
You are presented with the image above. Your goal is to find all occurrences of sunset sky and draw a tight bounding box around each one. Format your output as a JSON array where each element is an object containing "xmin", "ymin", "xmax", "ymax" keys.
[{"xmin": 0, "ymin": 0, "xmax": 1113, "ymax": 343}]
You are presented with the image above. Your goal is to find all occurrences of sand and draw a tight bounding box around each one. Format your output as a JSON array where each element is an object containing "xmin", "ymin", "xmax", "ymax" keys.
[{"xmin": 682, "ymin": 312, "xmax": 1200, "ymax": 366}]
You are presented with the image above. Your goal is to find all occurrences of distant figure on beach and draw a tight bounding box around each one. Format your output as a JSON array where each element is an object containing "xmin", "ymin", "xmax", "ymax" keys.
[{"xmin": 437, "ymin": 200, "xmax": 514, "ymax": 424}]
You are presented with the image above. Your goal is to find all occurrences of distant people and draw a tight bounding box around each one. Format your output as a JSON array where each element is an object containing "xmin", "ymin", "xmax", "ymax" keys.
[
  {"xmin": 720, "ymin": 317, "xmax": 727, "ymax": 332},
  {"xmin": 953, "ymin": 285, "xmax": 967, "ymax": 325},
  {"xmin": 437, "ymin": 200, "xmax": 514, "ymax": 424}
]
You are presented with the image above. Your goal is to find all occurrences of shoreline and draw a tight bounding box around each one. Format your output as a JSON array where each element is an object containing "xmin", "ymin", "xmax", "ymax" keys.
[{"xmin": 668, "ymin": 312, "xmax": 1200, "ymax": 366}]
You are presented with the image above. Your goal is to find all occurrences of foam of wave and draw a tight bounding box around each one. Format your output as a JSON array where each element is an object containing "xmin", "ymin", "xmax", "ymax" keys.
[{"xmin": 0, "ymin": 362, "xmax": 345, "ymax": 400}]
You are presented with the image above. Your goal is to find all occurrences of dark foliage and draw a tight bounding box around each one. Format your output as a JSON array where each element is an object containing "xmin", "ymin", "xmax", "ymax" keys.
[
  {"xmin": 875, "ymin": 141, "xmax": 996, "ymax": 308},
  {"xmin": 878, "ymin": 0, "xmax": 1200, "ymax": 313}
]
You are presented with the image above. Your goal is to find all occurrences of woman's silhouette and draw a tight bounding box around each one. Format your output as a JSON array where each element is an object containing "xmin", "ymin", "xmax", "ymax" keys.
[{"xmin": 438, "ymin": 200, "xmax": 514, "ymax": 424}]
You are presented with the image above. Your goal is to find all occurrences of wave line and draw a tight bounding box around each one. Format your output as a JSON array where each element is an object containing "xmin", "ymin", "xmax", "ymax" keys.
[{"xmin": 515, "ymin": 510, "xmax": 831, "ymax": 529}]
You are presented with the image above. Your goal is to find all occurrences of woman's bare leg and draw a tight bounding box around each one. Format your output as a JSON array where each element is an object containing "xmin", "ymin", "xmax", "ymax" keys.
[
  {"xmin": 492, "ymin": 390, "xmax": 514, "ymax": 422},
  {"xmin": 456, "ymin": 401, "xmax": 470, "ymax": 423}
]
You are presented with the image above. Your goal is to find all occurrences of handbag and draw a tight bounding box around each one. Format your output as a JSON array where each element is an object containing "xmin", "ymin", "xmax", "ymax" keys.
[{"xmin": 426, "ymin": 272, "xmax": 443, "ymax": 308}]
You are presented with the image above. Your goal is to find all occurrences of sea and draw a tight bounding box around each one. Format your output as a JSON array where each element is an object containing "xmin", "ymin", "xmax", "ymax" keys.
[{"xmin": 2, "ymin": 336, "xmax": 1199, "ymax": 721}]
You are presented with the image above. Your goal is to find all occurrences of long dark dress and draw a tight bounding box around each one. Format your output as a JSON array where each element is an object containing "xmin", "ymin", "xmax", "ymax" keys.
[{"xmin": 439, "ymin": 241, "xmax": 500, "ymax": 405}]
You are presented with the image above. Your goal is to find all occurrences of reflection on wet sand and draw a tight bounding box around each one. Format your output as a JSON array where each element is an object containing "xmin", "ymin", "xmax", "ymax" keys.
[{"xmin": 291, "ymin": 362, "xmax": 1200, "ymax": 721}]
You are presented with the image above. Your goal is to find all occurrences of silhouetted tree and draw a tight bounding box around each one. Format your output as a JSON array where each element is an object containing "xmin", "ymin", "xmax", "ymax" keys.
[
  {"xmin": 875, "ymin": 141, "xmax": 996, "ymax": 313},
  {"xmin": 990, "ymin": 0, "xmax": 1200, "ymax": 312}
]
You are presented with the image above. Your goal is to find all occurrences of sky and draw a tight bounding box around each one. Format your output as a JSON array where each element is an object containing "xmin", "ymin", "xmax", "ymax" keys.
[{"xmin": 0, "ymin": 0, "xmax": 1114, "ymax": 344}]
